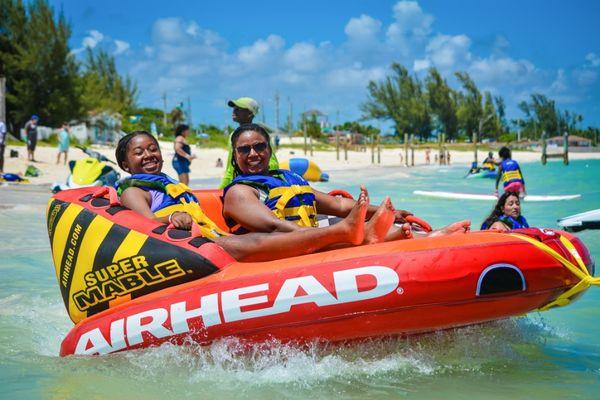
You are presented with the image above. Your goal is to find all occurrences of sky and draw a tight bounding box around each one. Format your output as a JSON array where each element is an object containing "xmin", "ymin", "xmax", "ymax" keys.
[{"xmin": 49, "ymin": 0, "xmax": 600, "ymax": 132}]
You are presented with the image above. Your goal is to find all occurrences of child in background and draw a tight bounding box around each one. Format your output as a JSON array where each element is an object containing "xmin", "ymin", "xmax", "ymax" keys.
[{"xmin": 495, "ymin": 146, "xmax": 526, "ymax": 197}]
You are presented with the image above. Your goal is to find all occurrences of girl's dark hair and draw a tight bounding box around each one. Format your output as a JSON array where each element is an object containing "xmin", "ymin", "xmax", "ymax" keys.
[
  {"xmin": 175, "ymin": 124, "xmax": 189, "ymax": 137},
  {"xmin": 482, "ymin": 191, "xmax": 520, "ymax": 229},
  {"xmin": 115, "ymin": 131, "xmax": 159, "ymax": 171},
  {"xmin": 230, "ymin": 123, "xmax": 272, "ymax": 176},
  {"xmin": 499, "ymin": 146, "xmax": 511, "ymax": 160}
]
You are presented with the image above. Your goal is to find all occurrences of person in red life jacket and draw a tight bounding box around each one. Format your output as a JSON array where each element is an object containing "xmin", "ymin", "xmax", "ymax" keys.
[
  {"xmin": 114, "ymin": 131, "xmax": 373, "ymax": 262},
  {"xmin": 222, "ymin": 124, "xmax": 470, "ymax": 242},
  {"xmin": 481, "ymin": 191, "xmax": 529, "ymax": 231},
  {"xmin": 495, "ymin": 146, "xmax": 526, "ymax": 197}
]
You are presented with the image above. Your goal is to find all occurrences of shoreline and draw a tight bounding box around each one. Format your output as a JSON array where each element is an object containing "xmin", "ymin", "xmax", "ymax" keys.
[{"xmin": 2, "ymin": 142, "xmax": 599, "ymax": 186}]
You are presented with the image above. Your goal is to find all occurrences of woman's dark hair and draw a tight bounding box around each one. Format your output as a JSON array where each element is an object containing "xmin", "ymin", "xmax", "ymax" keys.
[
  {"xmin": 499, "ymin": 146, "xmax": 511, "ymax": 160},
  {"xmin": 482, "ymin": 191, "xmax": 520, "ymax": 229},
  {"xmin": 175, "ymin": 124, "xmax": 189, "ymax": 137},
  {"xmin": 115, "ymin": 131, "xmax": 159, "ymax": 171},
  {"xmin": 230, "ymin": 123, "xmax": 272, "ymax": 176}
]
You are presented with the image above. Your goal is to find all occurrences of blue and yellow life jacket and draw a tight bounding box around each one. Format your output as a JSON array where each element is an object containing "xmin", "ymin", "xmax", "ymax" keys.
[
  {"xmin": 224, "ymin": 169, "xmax": 318, "ymax": 231},
  {"xmin": 116, "ymin": 173, "xmax": 227, "ymax": 239},
  {"xmin": 481, "ymin": 215, "xmax": 529, "ymax": 230},
  {"xmin": 500, "ymin": 159, "xmax": 523, "ymax": 187}
]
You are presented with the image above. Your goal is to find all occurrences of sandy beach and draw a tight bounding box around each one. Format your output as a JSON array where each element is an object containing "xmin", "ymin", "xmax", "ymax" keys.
[{"xmin": 2, "ymin": 141, "xmax": 600, "ymax": 187}]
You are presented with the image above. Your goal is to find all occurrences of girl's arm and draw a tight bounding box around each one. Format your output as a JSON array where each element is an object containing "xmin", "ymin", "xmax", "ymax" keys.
[
  {"xmin": 120, "ymin": 187, "xmax": 192, "ymax": 229},
  {"xmin": 223, "ymin": 184, "xmax": 303, "ymax": 233}
]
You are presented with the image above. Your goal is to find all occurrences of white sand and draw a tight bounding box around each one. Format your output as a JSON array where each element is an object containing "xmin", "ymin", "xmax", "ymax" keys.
[{"xmin": 2, "ymin": 142, "xmax": 599, "ymax": 186}]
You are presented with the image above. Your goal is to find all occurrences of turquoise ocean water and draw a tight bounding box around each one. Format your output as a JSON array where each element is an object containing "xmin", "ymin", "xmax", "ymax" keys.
[{"xmin": 1, "ymin": 159, "xmax": 598, "ymax": 399}]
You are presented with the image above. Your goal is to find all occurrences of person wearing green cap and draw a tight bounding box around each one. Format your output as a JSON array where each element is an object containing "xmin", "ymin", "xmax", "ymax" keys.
[{"xmin": 219, "ymin": 97, "xmax": 279, "ymax": 188}]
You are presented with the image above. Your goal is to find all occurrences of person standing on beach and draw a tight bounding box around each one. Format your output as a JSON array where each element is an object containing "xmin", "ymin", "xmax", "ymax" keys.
[
  {"xmin": 0, "ymin": 119, "xmax": 6, "ymax": 172},
  {"xmin": 173, "ymin": 124, "xmax": 195, "ymax": 185},
  {"xmin": 219, "ymin": 97, "xmax": 279, "ymax": 188},
  {"xmin": 425, "ymin": 149, "xmax": 431, "ymax": 165},
  {"xmin": 24, "ymin": 115, "xmax": 39, "ymax": 162},
  {"xmin": 56, "ymin": 122, "xmax": 70, "ymax": 165}
]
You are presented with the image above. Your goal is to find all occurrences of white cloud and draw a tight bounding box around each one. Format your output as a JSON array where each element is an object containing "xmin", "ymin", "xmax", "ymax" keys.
[
  {"xmin": 237, "ymin": 35, "xmax": 285, "ymax": 66},
  {"xmin": 424, "ymin": 34, "xmax": 472, "ymax": 71},
  {"xmin": 585, "ymin": 52, "xmax": 600, "ymax": 68},
  {"xmin": 326, "ymin": 65, "xmax": 386, "ymax": 88},
  {"xmin": 413, "ymin": 58, "xmax": 430, "ymax": 71},
  {"xmin": 345, "ymin": 14, "xmax": 382, "ymax": 41},
  {"xmin": 468, "ymin": 56, "xmax": 537, "ymax": 86},
  {"xmin": 387, "ymin": 1, "xmax": 433, "ymax": 42},
  {"xmin": 114, "ymin": 40, "xmax": 130, "ymax": 55},
  {"xmin": 284, "ymin": 42, "xmax": 321, "ymax": 72},
  {"xmin": 82, "ymin": 30, "xmax": 104, "ymax": 49}
]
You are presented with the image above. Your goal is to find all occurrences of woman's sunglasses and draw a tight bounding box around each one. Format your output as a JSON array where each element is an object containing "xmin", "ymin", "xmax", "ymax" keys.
[{"xmin": 236, "ymin": 142, "xmax": 268, "ymax": 155}]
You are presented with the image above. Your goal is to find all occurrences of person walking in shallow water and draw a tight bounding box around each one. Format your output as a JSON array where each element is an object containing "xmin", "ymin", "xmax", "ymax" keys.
[{"xmin": 0, "ymin": 119, "xmax": 6, "ymax": 173}]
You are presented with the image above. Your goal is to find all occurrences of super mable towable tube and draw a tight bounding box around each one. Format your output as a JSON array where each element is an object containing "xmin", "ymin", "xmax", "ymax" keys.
[{"xmin": 47, "ymin": 188, "xmax": 595, "ymax": 356}]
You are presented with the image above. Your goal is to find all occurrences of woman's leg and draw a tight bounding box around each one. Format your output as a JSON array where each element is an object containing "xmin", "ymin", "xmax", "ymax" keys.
[
  {"xmin": 179, "ymin": 172, "xmax": 189, "ymax": 185},
  {"xmin": 216, "ymin": 189, "xmax": 369, "ymax": 262}
]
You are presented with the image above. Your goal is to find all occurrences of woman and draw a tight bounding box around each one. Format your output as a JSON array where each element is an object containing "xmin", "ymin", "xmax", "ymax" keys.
[
  {"xmin": 222, "ymin": 124, "xmax": 470, "ymax": 242},
  {"xmin": 115, "ymin": 131, "xmax": 373, "ymax": 262},
  {"xmin": 481, "ymin": 191, "xmax": 529, "ymax": 231},
  {"xmin": 173, "ymin": 124, "xmax": 196, "ymax": 185}
]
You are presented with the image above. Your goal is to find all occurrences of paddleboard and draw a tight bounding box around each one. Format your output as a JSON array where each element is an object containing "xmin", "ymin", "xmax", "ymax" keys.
[
  {"xmin": 413, "ymin": 190, "xmax": 581, "ymax": 202},
  {"xmin": 557, "ymin": 209, "xmax": 600, "ymax": 232}
]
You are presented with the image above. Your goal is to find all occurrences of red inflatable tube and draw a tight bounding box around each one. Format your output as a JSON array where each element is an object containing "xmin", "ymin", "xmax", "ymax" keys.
[{"xmin": 48, "ymin": 188, "xmax": 595, "ymax": 356}]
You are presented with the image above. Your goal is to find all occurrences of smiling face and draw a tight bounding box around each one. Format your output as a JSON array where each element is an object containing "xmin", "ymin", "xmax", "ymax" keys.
[
  {"xmin": 233, "ymin": 130, "xmax": 271, "ymax": 175},
  {"xmin": 122, "ymin": 134, "xmax": 163, "ymax": 175},
  {"xmin": 502, "ymin": 195, "xmax": 521, "ymax": 219}
]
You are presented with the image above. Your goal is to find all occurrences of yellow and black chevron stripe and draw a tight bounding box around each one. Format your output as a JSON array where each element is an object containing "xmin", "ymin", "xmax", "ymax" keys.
[{"xmin": 46, "ymin": 198, "xmax": 220, "ymax": 323}]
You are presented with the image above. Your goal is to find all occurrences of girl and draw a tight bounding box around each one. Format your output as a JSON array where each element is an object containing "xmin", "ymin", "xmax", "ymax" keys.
[
  {"xmin": 481, "ymin": 191, "xmax": 529, "ymax": 231},
  {"xmin": 115, "ymin": 131, "xmax": 371, "ymax": 262}
]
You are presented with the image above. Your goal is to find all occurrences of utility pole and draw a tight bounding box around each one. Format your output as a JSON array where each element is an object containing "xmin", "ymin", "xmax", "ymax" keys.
[
  {"xmin": 0, "ymin": 77, "xmax": 6, "ymax": 126},
  {"xmin": 162, "ymin": 92, "xmax": 167, "ymax": 129},
  {"xmin": 275, "ymin": 91, "xmax": 280, "ymax": 134},
  {"xmin": 287, "ymin": 97, "xmax": 292, "ymax": 136},
  {"xmin": 187, "ymin": 96, "xmax": 192, "ymax": 127}
]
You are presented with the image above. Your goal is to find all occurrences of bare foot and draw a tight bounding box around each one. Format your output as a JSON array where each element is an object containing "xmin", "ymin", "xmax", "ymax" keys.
[
  {"xmin": 386, "ymin": 222, "xmax": 413, "ymax": 241},
  {"xmin": 428, "ymin": 220, "xmax": 471, "ymax": 237},
  {"xmin": 339, "ymin": 186, "xmax": 369, "ymax": 245},
  {"xmin": 364, "ymin": 196, "xmax": 395, "ymax": 244}
]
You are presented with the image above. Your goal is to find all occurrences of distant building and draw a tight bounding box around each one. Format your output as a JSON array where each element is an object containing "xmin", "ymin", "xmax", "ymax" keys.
[
  {"xmin": 327, "ymin": 130, "xmax": 366, "ymax": 145},
  {"xmin": 547, "ymin": 135, "xmax": 592, "ymax": 147}
]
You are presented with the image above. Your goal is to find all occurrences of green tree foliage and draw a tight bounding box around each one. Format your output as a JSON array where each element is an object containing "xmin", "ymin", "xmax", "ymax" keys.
[
  {"xmin": 425, "ymin": 68, "xmax": 458, "ymax": 139},
  {"xmin": 121, "ymin": 107, "xmax": 165, "ymax": 134},
  {"xmin": 0, "ymin": 0, "xmax": 81, "ymax": 131},
  {"xmin": 79, "ymin": 48, "xmax": 138, "ymax": 114},
  {"xmin": 305, "ymin": 115, "xmax": 322, "ymax": 138},
  {"xmin": 362, "ymin": 63, "xmax": 431, "ymax": 140},
  {"xmin": 514, "ymin": 93, "xmax": 583, "ymax": 139},
  {"xmin": 333, "ymin": 121, "xmax": 380, "ymax": 138}
]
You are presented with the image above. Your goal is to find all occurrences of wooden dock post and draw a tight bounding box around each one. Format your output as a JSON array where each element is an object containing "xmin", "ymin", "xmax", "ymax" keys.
[
  {"xmin": 541, "ymin": 130, "xmax": 569, "ymax": 165},
  {"xmin": 410, "ymin": 134, "xmax": 415, "ymax": 166},
  {"xmin": 377, "ymin": 134, "xmax": 381, "ymax": 164},
  {"xmin": 404, "ymin": 133, "xmax": 409, "ymax": 167}
]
